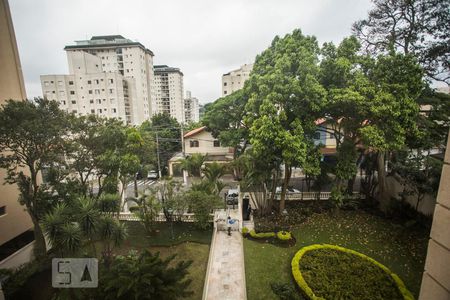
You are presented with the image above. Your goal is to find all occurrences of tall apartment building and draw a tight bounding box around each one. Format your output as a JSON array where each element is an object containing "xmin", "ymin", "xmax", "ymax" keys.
[
  {"xmin": 0, "ymin": 0, "xmax": 33, "ymax": 268},
  {"xmin": 41, "ymin": 35, "xmax": 155, "ymax": 125},
  {"xmin": 184, "ymin": 91, "xmax": 199, "ymax": 123},
  {"xmin": 222, "ymin": 63, "xmax": 253, "ymax": 96},
  {"xmin": 153, "ymin": 65, "xmax": 184, "ymax": 123}
]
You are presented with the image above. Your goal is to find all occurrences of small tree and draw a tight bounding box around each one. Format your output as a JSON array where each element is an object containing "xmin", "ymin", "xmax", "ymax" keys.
[
  {"xmin": 98, "ymin": 250, "xmax": 193, "ymax": 300},
  {"xmin": 130, "ymin": 190, "xmax": 161, "ymax": 235},
  {"xmin": 180, "ymin": 153, "xmax": 206, "ymax": 177},
  {"xmin": 185, "ymin": 190, "xmax": 223, "ymax": 229}
]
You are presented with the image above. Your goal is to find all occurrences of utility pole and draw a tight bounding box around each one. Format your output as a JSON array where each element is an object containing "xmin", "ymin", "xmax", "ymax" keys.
[
  {"xmin": 156, "ymin": 131, "xmax": 162, "ymax": 178},
  {"xmin": 181, "ymin": 125, "xmax": 188, "ymax": 185}
]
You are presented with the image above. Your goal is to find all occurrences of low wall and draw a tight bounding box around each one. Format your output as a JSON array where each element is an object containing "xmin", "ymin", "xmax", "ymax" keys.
[{"xmin": 0, "ymin": 241, "xmax": 34, "ymax": 270}]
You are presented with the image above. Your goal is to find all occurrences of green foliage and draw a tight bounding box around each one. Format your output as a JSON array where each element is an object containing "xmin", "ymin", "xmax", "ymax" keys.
[
  {"xmin": 185, "ymin": 190, "xmax": 223, "ymax": 229},
  {"xmin": 242, "ymin": 227, "xmax": 249, "ymax": 235},
  {"xmin": 249, "ymin": 230, "xmax": 276, "ymax": 239},
  {"xmin": 203, "ymin": 162, "xmax": 228, "ymax": 195},
  {"xmin": 0, "ymin": 98, "xmax": 70, "ymax": 256},
  {"xmin": 277, "ymin": 231, "xmax": 292, "ymax": 241},
  {"xmin": 271, "ymin": 282, "xmax": 302, "ymax": 300},
  {"xmin": 130, "ymin": 190, "xmax": 161, "ymax": 235},
  {"xmin": 97, "ymin": 250, "xmax": 193, "ymax": 300},
  {"xmin": 180, "ymin": 153, "xmax": 206, "ymax": 177},
  {"xmin": 291, "ymin": 244, "xmax": 413, "ymax": 300}
]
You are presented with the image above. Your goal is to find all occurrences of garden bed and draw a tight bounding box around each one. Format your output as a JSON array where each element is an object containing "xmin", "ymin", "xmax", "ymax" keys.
[{"xmin": 292, "ymin": 244, "xmax": 413, "ymax": 300}]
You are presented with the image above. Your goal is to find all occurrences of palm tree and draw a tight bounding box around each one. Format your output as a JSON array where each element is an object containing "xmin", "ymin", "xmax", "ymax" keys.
[
  {"xmin": 42, "ymin": 203, "xmax": 83, "ymax": 257},
  {"xmin": 75, "ymin": 196, "xmax": 100, "ymax": 256},
  {"xmin": 100, "ymin": 250, "xmax": 193, "ymax": 300},
  {"xmin": 203, "ymin": 162, "xmax": 226, "ymax": 182},
  {"xmin": 180, "ymin": 153, "xmax": 206, "ymax": 177},
  {"xmin": 98, "ymin": 216, "xmax": 128, "ymax": 267}
]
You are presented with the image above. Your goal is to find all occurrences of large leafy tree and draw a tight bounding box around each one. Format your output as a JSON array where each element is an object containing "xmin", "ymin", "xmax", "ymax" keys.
[
  {"xmin": 353, "ymin": 0, "xmax": 450, "ymax": 83},
  {"xmin": 245, "ymin": 29, "xmax": 326, "ymax": 212},
  {"xmin": 0, "ymin": 98, "xmax": 69, "ymax": 256}
]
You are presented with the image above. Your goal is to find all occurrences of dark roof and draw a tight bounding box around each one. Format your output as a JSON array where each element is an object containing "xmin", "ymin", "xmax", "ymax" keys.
[
  {"xmin": 154, "ymin": 65, "xmax": 183, "ymax": 75},
  {"xmin": 64, "ymin": 35, "xmax": 154, "ymax": 56},
  {"xmin": 91, "ymin": 35, "xmax": 125, "ymax": 41}
]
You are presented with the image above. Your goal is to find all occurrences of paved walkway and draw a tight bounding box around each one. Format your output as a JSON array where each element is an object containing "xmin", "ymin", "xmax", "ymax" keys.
[{"xmin": 203, "ymin": 210, "xmax": 246, "ymax": 300}]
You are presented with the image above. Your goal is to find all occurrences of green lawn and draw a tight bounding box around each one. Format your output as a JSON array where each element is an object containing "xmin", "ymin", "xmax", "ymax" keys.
[
  {"xmin": 244, "ymin": 210, "xmax": 429, "ymax": 300},
  {"xmin": 13, "ymin": 222, "xmax": 211, "ymax": 300}
]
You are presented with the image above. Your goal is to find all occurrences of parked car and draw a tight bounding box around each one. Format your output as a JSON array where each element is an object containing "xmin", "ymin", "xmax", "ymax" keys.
[
  {"xmin": 147, "ymin": 170, "xmax": 159, "ymax": 180},
  {"xmin": 226, "ymin": 189, "xmax": 239, "ymax": 205},
  {"xmin": 275, "ymin": 186, "xmax": 301, "ymax": 193}
]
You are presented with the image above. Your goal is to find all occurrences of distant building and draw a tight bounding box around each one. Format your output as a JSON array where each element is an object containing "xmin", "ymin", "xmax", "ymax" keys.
[
  {"xmin": 41, "ymin": 35, "xmax": 155, "ymax": 125},
  {"xmin": 153, "ymin": 65, "xmax": 185, "ymax": 123},
  {"xmin": 168, "ymin": 126, "xmax": 233, "ymax": 176},
  {"xmin": 184, "ymin": 91, "xmax": 199, "ymax": 123},
  {"xmin": 222, "ymin": 63, "xmax": 253, "ymax": 96}
]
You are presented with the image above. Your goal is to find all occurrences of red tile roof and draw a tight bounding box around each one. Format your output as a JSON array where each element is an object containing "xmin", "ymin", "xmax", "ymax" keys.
[{"xmin": 184, "ymin": 126, "xmax": 206, "ymax": 138}]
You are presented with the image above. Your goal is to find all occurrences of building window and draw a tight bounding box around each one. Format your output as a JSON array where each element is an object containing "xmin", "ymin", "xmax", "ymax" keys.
[
  {"xmin": 113, "ymin": 108, "xmax": 117, "ymax": 113},
  {"xmin": 71, "ymin": 100, "xmax": 76, "ymax": 104},
  {"xmin": 98, "ymin": 109, "xmax": 102, "ymax": 113},
  {"xmin": 213, "ymin": 140, "xmax": 220, "ymax": 147},
  {"xmin": 109, "ymin": 79, "xmax": 114, "ymax": 84},
  {"xmin": 0, "ymin": 205, "xmax": 6, "ymax": 216},
  {"xmin": 87, "ymin": 80, "xmax": 92, "ymax": 84},
  {"xmin": 70, "ymin": 91, "xmax": 75, "ymax": 95},
  {"xmin": 97, "ymin": 99, "xmax": 101, "ymax": 104},
  {"xmin": 109, "ymin": 89, "xmax": 114, "ymax": 94},
  {"xmin": 189, "ymin": 140, "xmax": 199, "ymax": 148},
  {"xmin": 44, "ymin": 81, "xmax": 49, "ymax": 86},
  {"xmin": 91, "ymin": 109, "xmax": 95, "ymax": 114},
  {"xmin": 224, "ymin": 82, "xmax": 227, "ymax": 86},
  {"xmin": 72, "ymin": 110, "xmax": 77, "ymax": 113},
  {"xmin": 61, "ymin": 100, "xmax": 66, "ymax": 105},
  {"xmin": 224, "ymin": 91, "xmax": 227, "ymax": 95},
  {"xmin": 95, "ymin": 79, "xmax": 99, "ymax": 84},
  {"xmin": 89, "ymin": 90, "xmax": 93, "ymax": 94},
  {"xmin": 329, "ymin": 133, "xmax": 334, "ymax": 139},
  {"xmin": 69, "ymin": 81, "xmax": 74, "ymax": 85},
  {"xmin": 314, "ymin": 132, "xmax": 321, "ymax": 140},
  {"xmin": 90, "ymin": 99, "xmax": 94, "ymax": 104}
]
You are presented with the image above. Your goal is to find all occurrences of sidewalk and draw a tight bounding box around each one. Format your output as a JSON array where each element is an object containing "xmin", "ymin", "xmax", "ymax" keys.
[{"xmin": 204, "ymin": 230, "xmax": 246, "ymax": 300}]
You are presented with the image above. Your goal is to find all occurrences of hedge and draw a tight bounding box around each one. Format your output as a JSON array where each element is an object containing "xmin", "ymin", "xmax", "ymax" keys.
[
  {"xmin": 277, "ymin": 231, "xmax": 292, "ymax": 241},
  {"xmin": 249, "ymin": 230, "xmax": 275, "ymax": 239},
  {"xmin": 291, "ymin": 244, "xmax": 414, "ymax": 300}
]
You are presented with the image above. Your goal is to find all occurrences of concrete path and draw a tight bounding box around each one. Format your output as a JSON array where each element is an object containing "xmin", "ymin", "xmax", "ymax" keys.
[{"xmin": 203, "ymin": 210, "xmax": 246, "ymax": 300}]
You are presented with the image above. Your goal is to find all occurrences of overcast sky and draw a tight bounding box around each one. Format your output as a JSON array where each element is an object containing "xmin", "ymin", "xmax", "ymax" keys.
[{"xmin": 10, "ymin": 0, "xmax": 373, "ymax": 104}]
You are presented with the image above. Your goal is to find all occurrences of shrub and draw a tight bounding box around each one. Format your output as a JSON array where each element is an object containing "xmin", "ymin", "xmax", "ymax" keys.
[
  {"xmin": 276, "ymin": 231, "xmax": 292, "ymax": 241},
  {"xmin": 291, "ymin": 244, "xmax": 414, "ymax": 300},
  {"xmin": 249, "ymin": 230, "xmax": 275, "ymax": 239},
  {"xmin": 242, "ymin": 227, "xmax": 249, "ymax": 235},
  {"xmin": 270, "ymin": 282, "xmax": 301, "ymax": 300}
]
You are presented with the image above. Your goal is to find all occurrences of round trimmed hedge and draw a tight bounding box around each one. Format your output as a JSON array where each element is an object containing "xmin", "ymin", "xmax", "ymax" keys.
[
  {"xmin": 291, "ymin": 244, "xmax": 414, "ymax": 300},
  {"xmin": 277, "ymin": 231, "xmax": 292, "ymax": 241}
]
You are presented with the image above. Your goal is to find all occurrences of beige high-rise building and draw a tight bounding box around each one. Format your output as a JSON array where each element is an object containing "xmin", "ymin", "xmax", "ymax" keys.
[
  {"xmin": 0, "ymin": 0, "xmax": 33, "ymax": 266},
  {"xmin": 184, "ymin": 91, "xmax": 199, "ymax": 123},
  {"xmin": 222, "ymin": 63, "xmax": 253, "ymax": 96},
  {"xmin": 153, "ymin": 65, "xmax": 185, "ymax": 123},
  {"xmin": 41, "ymin": 35, "xmax": 155, "ymax": 125},
  {"xmin": 419, "ymin": 129, "xmax": 450, "ymax": 300}
]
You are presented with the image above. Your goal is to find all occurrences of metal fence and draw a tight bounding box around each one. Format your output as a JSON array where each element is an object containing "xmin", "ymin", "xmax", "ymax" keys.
[
  {"xmin": 115, "ymin": 212, "xmax": 213, "ymax": 222},
  {"xmin": 274, "ymin": 191, "xmax": 363, "ymax": 201}
]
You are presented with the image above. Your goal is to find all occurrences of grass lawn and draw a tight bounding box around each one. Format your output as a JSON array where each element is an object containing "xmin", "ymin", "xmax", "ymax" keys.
[
  {"xmin": 13, "ymin": 222, "xmax": 211, "ymax": 300},
  {"xmin": 244, "ymin": 210, "xmax": 429, "ymax": 300}
]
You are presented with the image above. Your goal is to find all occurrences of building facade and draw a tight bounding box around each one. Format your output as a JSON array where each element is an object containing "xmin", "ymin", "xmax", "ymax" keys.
[
  {"xmin": 222, "ymin": 63, "xmax": 253, "ymax": 96},
  {"xmin": 41, "ymin": 35, "xmax": 154, "ymax": 125},
  {"xmin": 153, "ymin": 65, "xmax": 184, "ymax": 123},
  {"xmin": 184, "ymin": 90, "xmax": 199, "ymax": 123},
  {"xmin": 0, "ymin": 0, "xmax": 34, "ymax": 268}
]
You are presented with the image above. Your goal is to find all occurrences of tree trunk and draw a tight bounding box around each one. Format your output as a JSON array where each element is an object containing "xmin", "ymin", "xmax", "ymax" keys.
[
  {"xmin": 279, "ymin": 165, "xmax": 291, "ymax": 213},
  {"xmin": 377, "ymin": 151, "xmax": 389, "ymax": 210},
  {"xmin": 134, "ymin": 175, "xmax": 138, "ymax": 197},
  {"xmin": 29, "ymin": 212, "xmax": 47, "ymax": 257},
  {"xmin": 346, "ymin": 175, "xmax": 356, "ymax": 195}
]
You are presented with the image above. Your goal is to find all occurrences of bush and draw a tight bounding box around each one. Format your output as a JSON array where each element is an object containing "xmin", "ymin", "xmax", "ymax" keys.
[
  {"xmin": 291, "ymin": 244, "xmax": 414, "ymax": 300},
  {"xmin": 271, "ymin": 282, "xmax": 301, "ymax": 300},
  {"xmin": 249, "ymin": 230, "xmax": 275, "ymax": 239},
  {"xmin": 276, "ymin": 231, "xmax": 292, "ymax": 241},
  {"xmin": 242, "ymin": 227, "xmax": 249, "ymax": 235}
]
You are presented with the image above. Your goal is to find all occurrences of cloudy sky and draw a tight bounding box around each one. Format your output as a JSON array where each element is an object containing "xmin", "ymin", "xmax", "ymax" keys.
[{"xmin": 10, "ymin": 0, "xmax": 373, "ymax": 104}]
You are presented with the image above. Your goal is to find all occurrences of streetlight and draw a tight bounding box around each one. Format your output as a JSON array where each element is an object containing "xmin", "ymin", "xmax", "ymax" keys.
[{"xmin": 167, "ymin": 208, "xmax": 174, "ymax": 240}]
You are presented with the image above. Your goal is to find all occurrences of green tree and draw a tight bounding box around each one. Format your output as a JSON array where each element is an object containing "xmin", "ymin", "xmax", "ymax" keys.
[
  {"xmin": 129, "ymin": 190, "xmax": 161, "ymax": 235},
  {"xmin": 185, "ymin": 189, "xmax": 223, "ymax": 229},
  {"xmin": 353, "ymin": 0, "xmax": 450, "ymax": 83},
  {"xmin": 141, "ymin": 114, "xmax": 182, "ymax": 175},
  {"xmin": 98, "ymin": 250, "xmax": 193, "ymax": 300},
  {"xmin": 180, "ymin": 153, "xmax": 206, "ymax": 177},
  {"xmin": 245, "ymin": 29, "xmax": 325, "ymax": 212},
  {"xmin": 0, "ymin": 98, "xmax": 69, "ymax": 256}
]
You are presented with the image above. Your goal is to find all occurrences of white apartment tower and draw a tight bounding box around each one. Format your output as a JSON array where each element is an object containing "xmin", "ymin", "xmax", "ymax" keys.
[
  {"xmin": 153, "ymin": 65, "xmax": 184, "ymax": 123},
  {"xmin": 41, "ymin": 35, "xmax": 155, "ymax": 125},
  {"xmin": 222, "ymin": 63, "xmax": 253, "ymax": 96},
  {"xmin": 184, "ymin": 91, "xmax": 199, "ymax": 123}
]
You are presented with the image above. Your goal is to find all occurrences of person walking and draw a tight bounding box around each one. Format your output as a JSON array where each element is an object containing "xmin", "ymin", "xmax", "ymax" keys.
[{"xmin": 227, "ymin": 216, "xmax": 232, "ymax": 236}]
